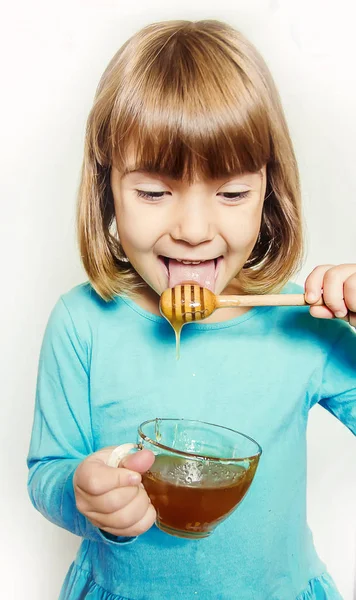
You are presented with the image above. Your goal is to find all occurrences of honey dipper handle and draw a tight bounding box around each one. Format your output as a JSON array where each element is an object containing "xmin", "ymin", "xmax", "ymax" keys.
[{"xmin": 215, "ymin": 293, "xmax": 325, "ymax": 308}]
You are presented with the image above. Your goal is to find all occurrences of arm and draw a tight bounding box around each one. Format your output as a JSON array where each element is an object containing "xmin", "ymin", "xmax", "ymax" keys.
[
  {"xmin": 317, "ymin": 323, "xmax": 356, "ymax": 435},
  {"xmin": 303, "ymin": 264, "xmax": 356, "ymax": 434},
  {"xmin": 27, "ymin": 296, "xmax": 135, "ymax": 544}
]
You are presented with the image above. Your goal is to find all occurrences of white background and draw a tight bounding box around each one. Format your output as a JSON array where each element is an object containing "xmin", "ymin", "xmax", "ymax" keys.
[{"xmin": 1, "ymin": 1, "xmax": 355, "ymax": 598}]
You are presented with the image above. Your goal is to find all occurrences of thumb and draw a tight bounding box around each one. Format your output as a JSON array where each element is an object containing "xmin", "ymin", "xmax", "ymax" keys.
[{"xmin": 121, "ymin": 449, "xmax": 155, "ymax": 473}]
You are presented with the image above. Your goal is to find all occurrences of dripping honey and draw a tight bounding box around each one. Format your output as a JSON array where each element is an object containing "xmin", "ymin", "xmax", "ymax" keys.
[{"xmin": 160, "ymin": 284, "xmax": 209, "ymax": 358}]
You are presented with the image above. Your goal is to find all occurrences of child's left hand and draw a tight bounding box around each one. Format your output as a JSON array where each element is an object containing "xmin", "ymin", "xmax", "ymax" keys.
[{"xmin": 304, "ymin": 264, "xmax": 356, "ymax": 326}]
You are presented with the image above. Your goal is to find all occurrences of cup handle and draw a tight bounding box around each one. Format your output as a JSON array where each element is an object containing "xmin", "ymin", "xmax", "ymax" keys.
[{"xmin": 106, "ymin": 443, "xmax": 140, "ymax": 468}]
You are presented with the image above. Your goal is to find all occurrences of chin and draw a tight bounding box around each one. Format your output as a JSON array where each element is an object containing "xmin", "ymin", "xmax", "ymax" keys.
[{"xmin": 150, "ymin": 278, "xmax": 168, "ymax": 297}]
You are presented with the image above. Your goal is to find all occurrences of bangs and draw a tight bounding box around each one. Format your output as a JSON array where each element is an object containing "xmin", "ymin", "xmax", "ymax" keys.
[{"xmin": 98, "ymin": 24, "xmax": 272, "ymax": 182}]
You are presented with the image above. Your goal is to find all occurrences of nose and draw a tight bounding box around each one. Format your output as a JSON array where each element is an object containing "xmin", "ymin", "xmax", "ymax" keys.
[{"xmin": 170, "ymin": 198, "xmax": 215, "ymax": 246}]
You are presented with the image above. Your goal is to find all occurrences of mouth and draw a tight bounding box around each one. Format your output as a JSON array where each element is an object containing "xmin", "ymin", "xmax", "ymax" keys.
[{"xmin": 158, "ymin": 255, "xmax": 223, "ymax": 292}]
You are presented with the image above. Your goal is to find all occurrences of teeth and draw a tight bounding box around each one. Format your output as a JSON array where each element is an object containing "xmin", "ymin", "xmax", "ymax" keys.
[
  {"xmin": 162, "ymin": 256, "xmax": 221, "ymax": 269},
  {"xmin": 175, "ymin": 259, "xmax": 203, "ymax": 265}
]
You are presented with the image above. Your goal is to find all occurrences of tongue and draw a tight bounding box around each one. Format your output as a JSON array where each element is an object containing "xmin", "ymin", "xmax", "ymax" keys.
[{"xmin": 168, "ymin": 259, "xmax": 216, "ymax": 292}]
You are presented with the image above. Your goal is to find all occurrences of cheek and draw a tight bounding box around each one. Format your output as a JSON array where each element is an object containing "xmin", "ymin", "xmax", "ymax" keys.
[
  {"xmin": 116, "ymin": 208, "xmax": 160, "ymax": 252},
  {"xmin": 224, "ymin": 206, "xmax": 262, "ymax": 252}
]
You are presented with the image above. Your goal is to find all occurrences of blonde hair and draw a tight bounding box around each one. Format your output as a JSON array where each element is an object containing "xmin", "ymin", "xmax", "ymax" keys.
[{"xmin": 78, "ymin": 19, "xmax": 303, "ymax": 301}]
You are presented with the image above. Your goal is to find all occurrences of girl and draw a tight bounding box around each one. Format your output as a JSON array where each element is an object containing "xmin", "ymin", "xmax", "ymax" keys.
[{"xmin": 27, "ymin": 19, "xmax": 356, "ymax": 600}]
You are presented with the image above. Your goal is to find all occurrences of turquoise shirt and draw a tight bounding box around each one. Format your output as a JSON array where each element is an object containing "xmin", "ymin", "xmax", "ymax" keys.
[{"xmin": 27, "ymin": 281, "xmax": 356, "ymax": 600}]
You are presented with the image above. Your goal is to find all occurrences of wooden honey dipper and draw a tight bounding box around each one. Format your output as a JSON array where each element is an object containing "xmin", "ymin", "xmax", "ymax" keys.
[{"xmin": 159, "ymin": 284, "xmax": 324, "ymax": 324}]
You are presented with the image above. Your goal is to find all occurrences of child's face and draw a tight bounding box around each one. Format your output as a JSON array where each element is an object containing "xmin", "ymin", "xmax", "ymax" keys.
[{"xmin": 110, "ymin": 163, "xmax": 266, "ymax": 296}]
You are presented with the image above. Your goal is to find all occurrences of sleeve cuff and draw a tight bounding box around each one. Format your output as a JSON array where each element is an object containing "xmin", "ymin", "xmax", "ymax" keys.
[{"xmin": 97, "ymin": 528, "xmax": 138, "ymax": 545}]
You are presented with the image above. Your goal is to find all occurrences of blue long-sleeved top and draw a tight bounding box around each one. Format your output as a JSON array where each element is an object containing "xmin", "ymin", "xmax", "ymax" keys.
[{"xmin": 27, "ymin": 281, "xmax": 356, "ymax": 599}]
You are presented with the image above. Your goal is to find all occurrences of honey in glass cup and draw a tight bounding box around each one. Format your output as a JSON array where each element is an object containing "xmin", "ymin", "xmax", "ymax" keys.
[{"xmin": 138, "ymin": 418, "xmax": 262, "ymax": 539}]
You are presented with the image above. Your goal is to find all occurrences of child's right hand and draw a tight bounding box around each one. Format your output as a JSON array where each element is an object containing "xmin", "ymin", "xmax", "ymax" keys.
[{"xmin": 74, "ymin": 447, "xmax": 157, "ymax": 537}]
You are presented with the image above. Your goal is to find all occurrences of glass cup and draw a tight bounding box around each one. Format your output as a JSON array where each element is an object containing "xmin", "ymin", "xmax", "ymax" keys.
[{"xmin": 107, "ymin": 418, "xmax": 262, "ymax": 539}]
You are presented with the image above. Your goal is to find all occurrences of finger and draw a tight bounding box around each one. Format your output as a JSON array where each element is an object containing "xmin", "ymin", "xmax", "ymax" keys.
[
  {"xmin": 322, "ymin": 267, "xmax": 349, "ymax": 317},
  {"xmin": 86, "ymin": 446, "xmax": 155, "ymax": 473},
  {"xmin": 344, "ymin": 272, "xmax": 356, "ymax": 313},
  {"xmin": 309, "ymin": 305, "xmax": 335, "ymax": 320},
  {"xmin": 304, "ymin": 264, "xmax": 334, "ymax": 304},
  {"xmin": 93, "ymin": 445, "xmax": 127, "ymax": 464},
  {"xmin": 87, "ymin": 486, "xmax": 152, "ymax": 531},
  {"xmin": 76, "ymin": 484, "xmax": 140, "ymax": 515},
  {"xmin": 98, "ymin": 503, "xmax": 157, "ymax": 538},
  {"xmin": 121, "ymin": 449, "xmax": 155, "ymax": 474},
  {"xmin": 75, "ymin": 459, "xmax": 142, "ymax": 497}
]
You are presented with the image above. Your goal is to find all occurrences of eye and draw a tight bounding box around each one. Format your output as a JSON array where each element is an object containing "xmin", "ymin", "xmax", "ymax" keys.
[
  {"xmin": 218, "ymin": 191, "xmax": 250, "ymax": 202},
  {"xmin": 135, "ymin": 190, "xmax": 168, "ymax": 201}
]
